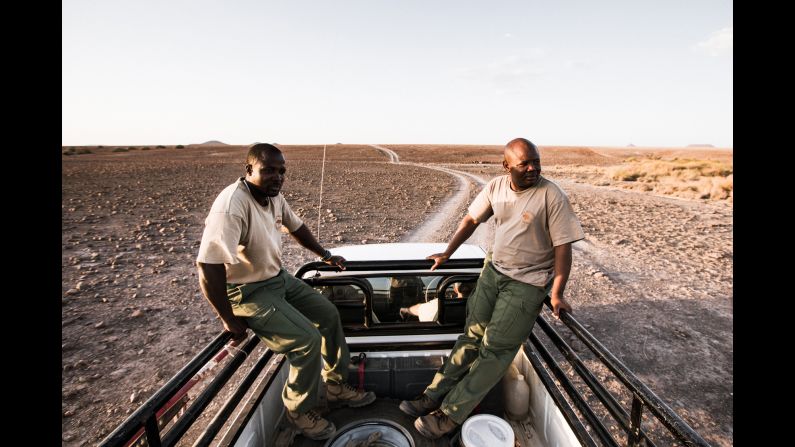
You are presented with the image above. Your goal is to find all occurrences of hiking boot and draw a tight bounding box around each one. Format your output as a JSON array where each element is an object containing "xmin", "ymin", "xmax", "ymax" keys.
[
  {"xmin": 414, "ymin": 409, "xmax": 459, "ymax": 439},
  {"xmin": 326, "ymin": 381, "xmax": 376, "ymax": 408},
  {"xmin": 285, "ymin": 409, "xmax": 336, "ymax": 440},
  {"xmin": 399, "ymin": 394, "xmax": 440, "ymax": 417}
]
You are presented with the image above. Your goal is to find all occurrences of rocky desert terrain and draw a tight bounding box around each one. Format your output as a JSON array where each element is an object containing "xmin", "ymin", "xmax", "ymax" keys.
[{"xmin": 62, "ymin": 143, "xmax": 732, "ymax": 446}]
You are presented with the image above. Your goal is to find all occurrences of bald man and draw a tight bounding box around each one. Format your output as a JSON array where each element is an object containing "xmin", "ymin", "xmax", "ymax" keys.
[{"xmin": 400, "ymin": 138, "xmax": 585, "ymax": 439}]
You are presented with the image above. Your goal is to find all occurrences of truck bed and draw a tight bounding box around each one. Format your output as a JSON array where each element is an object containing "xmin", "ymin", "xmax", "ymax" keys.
[{"xmin": 268, "ymin": 354, "xmax": 541, "ymax": 447}]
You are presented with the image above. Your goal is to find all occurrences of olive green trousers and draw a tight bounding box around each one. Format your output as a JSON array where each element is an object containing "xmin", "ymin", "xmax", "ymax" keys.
[
  {"xmin": 424, "ymin": 261, "xmax": 547, "ymax": 424},
  {"xmin": 227, "ymin": 269, "xmax": 349, "ymax": 413}
]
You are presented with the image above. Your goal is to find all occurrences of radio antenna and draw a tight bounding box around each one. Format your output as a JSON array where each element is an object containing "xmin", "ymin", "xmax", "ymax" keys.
[{"xmin": 316, "ymin": 144, "xmax": 327, "ymax": 241}]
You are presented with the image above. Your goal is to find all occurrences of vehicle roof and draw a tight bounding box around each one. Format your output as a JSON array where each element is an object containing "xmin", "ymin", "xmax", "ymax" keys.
[{"xmin": 330, "ymin": 242, "xmax": 485, "ymax": 261}]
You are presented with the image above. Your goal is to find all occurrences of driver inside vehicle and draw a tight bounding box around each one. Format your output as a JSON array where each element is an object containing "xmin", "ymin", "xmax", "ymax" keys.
[
  {"xmin": 400, "ymin": 281, "xmax": 474, "ymax": 322},
  {"xmin": 384, "ymin": 276, "xmax": 424, "ymax": 322}
]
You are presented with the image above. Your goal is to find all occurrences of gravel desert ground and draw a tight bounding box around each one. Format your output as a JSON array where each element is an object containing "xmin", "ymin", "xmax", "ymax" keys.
[{"xmin": 62, "ymin": 143, "xmax": 732, "ymax": 446}]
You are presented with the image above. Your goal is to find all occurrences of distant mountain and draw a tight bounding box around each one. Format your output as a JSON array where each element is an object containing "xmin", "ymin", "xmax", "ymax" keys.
[
  {"xmin": 198, "ymin": 140, "xmax": 229, "ymax": 146},
  {"xmin": 687, "ymin": 144, "xmax": 714, "ymax": 147}
]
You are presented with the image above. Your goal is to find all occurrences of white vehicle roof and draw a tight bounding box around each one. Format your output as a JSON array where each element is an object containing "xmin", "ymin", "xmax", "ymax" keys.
[{"xmin": 330, "ymin": 242, "xmax": 485, "ymax": 261}]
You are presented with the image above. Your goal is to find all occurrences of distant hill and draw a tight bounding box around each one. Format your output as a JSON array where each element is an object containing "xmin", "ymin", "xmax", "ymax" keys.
[
  {"xmin": 197, "ymin": 140, "xmax": 229, "ymax": 146},
  {"xmin": 687, "ymin": 144, "xmax": 714, "ymax": 148}
]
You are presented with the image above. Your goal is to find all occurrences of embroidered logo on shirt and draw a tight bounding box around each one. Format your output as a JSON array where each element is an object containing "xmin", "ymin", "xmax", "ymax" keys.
[
  {"xmin": 275, "ymin": 216, "xmax": 290, "ymax": 234},
  {"xmin": 521, "ymin": 211, "xmax": 533, "ymax": 224}
]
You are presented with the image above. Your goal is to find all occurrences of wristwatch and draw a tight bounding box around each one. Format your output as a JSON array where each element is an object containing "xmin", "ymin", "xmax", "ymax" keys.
[{"xmin": 320, "ymin": 249, "xmax": 333, "ymax": 262}]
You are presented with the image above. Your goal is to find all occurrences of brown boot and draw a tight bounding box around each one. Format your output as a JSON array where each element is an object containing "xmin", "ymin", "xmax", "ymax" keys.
[
  {"xmin": 399, "ymin": 394, "xmax": 440, "ymax": 417},
  {"xmin": 285, "ymin": 409, "xmax": 336, "ymax": 440},
  {"xmin": 414, "ymin": 409, "xmax": 459, "ymax": 439},
  {"xmin": 326, "ymin": 381, "xmax": 376, "ymax": 408}
]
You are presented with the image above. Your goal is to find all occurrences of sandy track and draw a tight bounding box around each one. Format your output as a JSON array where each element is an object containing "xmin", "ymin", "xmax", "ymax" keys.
[
  {"xmin": 369, "ymin": 144, "xmax": 491, "ymax": 248},
  {"xmin": 370, "ymin": 144, "xmax": 400, "ymax": 163},
  {"xmin": 401, "ymin": 163, "xmax": 490, "ymax": 247}
]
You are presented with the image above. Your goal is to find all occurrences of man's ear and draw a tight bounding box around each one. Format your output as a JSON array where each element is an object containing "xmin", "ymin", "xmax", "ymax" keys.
[
  {"xmin": 502, "ymin": 160, "xmax": 509, "ymax": 171},
  {"xmin": 244, "ymin": 164, "xmax": 252, "ymax": 175}
]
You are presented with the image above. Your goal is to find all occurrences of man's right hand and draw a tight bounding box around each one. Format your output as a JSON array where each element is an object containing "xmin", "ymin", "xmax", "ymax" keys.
[
  {"xmin": 223, "ymin": 316, "xmax": 249, "ymax": 345},
  {"xmin": 427, "ymin": 253, "xmax": 450, "ymax": 271}
]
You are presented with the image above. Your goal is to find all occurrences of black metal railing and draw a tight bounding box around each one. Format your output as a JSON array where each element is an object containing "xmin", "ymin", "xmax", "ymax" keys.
[
  {"xmin": 97, "ymin": 332, "xmax": 273, "ymax": 447},
  {"xmin": 98, "ymin": 332, "xmax": 234, "ymax": 447},
  {"xmin": 190, "ymin": 346, "xmax": 275, "ymax": 446},
  {"xmin": 523, "ymin": 343, "xmax": 599, "ymax": 447},
  {"xmin": 529, "ymin": 300, "xmax": 712, "ymax": 447},
  {"xmin": 534, "ymin": 316, "xmax": 658, "ymax": 447},
  {"xmin": 301, "ymin": 276, "xmax": 375, "ymax": 326},
  {"xmin": 160, "ymin": 336, "xmax": 262, "ymax": 446},
  {"xmin": 200, "ymin": 353, "xmax": 285, "ymax": 447},
  {"xmin": 435, "ymin": 274, "xmax": 479, "ymax": 324},
  {"xmin": 294, "ymin": 258, "xmax": 486, "ymax": 278}
]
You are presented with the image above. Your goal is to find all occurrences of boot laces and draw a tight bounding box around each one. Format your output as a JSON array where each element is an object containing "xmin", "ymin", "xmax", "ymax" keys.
[
  {"xmin": 341, "ymin": 382, "xmax": 359, "ymax": 394},
  {"xmin": 431, "ymin": 409, "xmax": 448, "ymax": 421},
  {"xmin": 305, "ymin": 409, "xmax": 321, "ymax": 422}
]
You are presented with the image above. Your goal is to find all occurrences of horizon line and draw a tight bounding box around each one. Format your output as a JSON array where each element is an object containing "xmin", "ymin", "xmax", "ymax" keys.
[{"xmin": 61, "ymin": 142, "xmax": 734, "ymax": 150}]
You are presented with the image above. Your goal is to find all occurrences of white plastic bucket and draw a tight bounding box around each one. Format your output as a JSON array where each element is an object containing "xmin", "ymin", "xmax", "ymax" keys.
[{"xmin": 460, "ymin": 414, "xmax": 514, "ymax": 447}]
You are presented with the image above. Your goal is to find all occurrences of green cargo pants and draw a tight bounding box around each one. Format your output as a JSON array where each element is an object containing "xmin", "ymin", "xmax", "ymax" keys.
[
  {"xmin": 424, "ymin": 260, "xmax": 547, "ymax": 424},
  {"xmin": 227, "ymin": 269, "xmax": 349, "ymax": 413}
]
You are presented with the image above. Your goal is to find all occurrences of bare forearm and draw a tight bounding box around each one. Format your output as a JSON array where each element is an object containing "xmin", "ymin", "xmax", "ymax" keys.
[
  {"xmin": 428, "ymin": 215, "xmax": 481, "ymax": 270},
  {"xmin": 550, "ymin": 243, "xmax": 572, "ymax": 300},
  {"xmin": 443, "ymin": 215, "xmax": 480, "ymax": 256},
  {"xmin": 197, "ymin": 262, "xmax": 236, "ymax": 321},
  {"xmin": 291, "ymin": 224, "xmax": 347, "ymax": 269},
  {"xmin": 290, "ymin": 224, "xmax": 327, "ymax": 257}
]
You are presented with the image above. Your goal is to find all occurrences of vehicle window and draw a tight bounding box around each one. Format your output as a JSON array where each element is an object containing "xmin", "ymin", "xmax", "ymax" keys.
[
  {"xmin": 313, "ymin": 275, "xmax": 476, "ymax": 325},
  {"xmin": 315, "ymin": 284, "xmax": 364, "ymax": 302},
  {"xmin": 364, "ymin": 275, "xmax": 446, "ymax": 323},
  {"xmin": 315, "ymin": 284, "xmax": 367, "ymax": 326}
]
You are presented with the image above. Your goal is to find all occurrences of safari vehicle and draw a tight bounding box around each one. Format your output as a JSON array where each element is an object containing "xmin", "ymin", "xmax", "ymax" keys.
[{"xmin": 100, "ymin": 243, "xmax": 711, "ymax": 447}]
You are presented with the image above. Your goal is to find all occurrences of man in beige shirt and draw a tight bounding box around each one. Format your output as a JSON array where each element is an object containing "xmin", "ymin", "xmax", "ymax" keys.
[
  {"xmin": 196, "ymin": 143, "xmax": 374, "ymax": 441},
  {"xmin": 400, "ymin": 137, "xmax": 585, "ymax": 439}
]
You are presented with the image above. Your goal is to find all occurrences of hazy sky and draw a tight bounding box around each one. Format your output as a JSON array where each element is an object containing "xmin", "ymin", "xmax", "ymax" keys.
[{"xmin": 62, "ymin": 1, "xmax": 732, "ymax": 147}]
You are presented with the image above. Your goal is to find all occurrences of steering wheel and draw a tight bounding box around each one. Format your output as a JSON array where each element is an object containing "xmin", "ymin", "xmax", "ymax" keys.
[{"xmin": 424, "ymin": 276, "xmax": 441, "ymax": 303}]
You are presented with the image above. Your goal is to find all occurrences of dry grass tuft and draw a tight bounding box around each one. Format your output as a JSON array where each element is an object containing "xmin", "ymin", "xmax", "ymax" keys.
[{"xmin": 606, "ymin": 158, "xmax": 733, "ymax": 201}]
